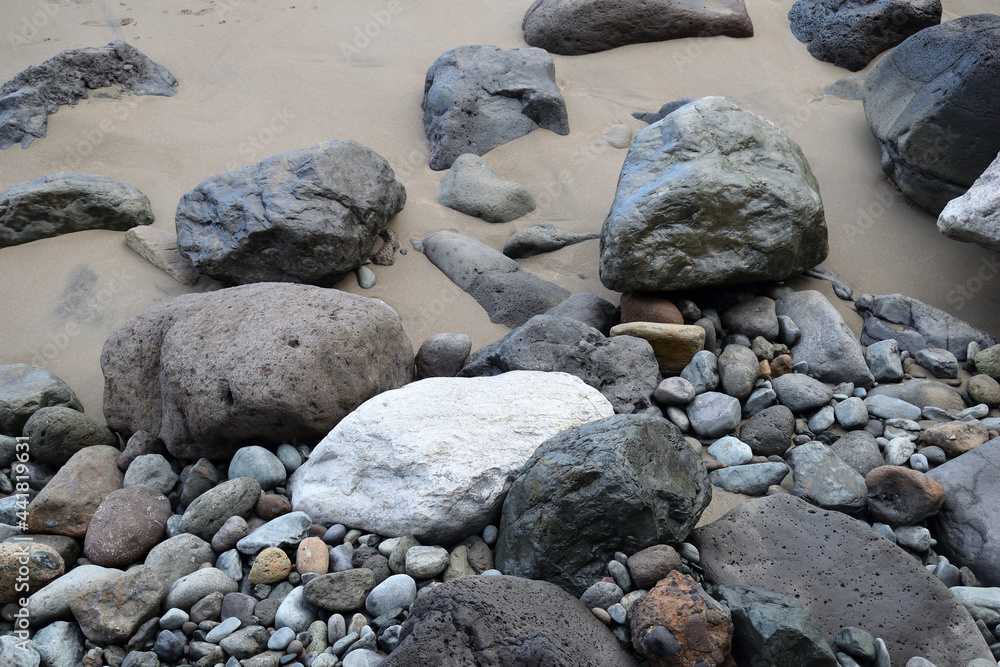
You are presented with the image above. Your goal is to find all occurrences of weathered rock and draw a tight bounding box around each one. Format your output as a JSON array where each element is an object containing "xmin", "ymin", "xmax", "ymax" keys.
[
  {"xmin": 165, "ymin": 568, "xmax": 239, "ymax": 611},
  {"xmin": 416, "ymin": 229, "xmax": 570, "ymax": 328},
  {"xmin": 123, "ymin": 454, "xmax": 178, "ymax": 496},
  {"xmin": 304, "ymin": 569, "xmax": 376, "ymax": 612},
  {"xmin": 414, "ymin": 333, "xmax": 472, "ymax": 380},
  {"xmin": 25, "ymin": 564, "xmax": 123, "ymax": 626},
  {"xmin": 967, "ymin": 374, "xmax": 1000, "ymax": 408},
  {"xmin": 522, "ymin": 0, "xmax": 753, "ymax": 55},
  {"xmin": 862, "ymin": 14, "xmax": 1000, "ymax": 215},
  {"xmin": 503, "ymin": 224, "xmax": 600, "ymax": 259},
  {"xmin": 939, "ymin": 150, "xmax": 1000, "ymax": 252},
  {"xmin": 0, "ymin": 541, "xmax": 63, "ymax": 604},
  {"xmin": 70, "ymin": 565, "xmax": 167, "ymax": 645},
  {"xmin": 865, "ymin": 465, "xmax": 945, "ymax": 525},
  {"xmin": 83, "ymin": 486, "xmax": 171, "ymax": 568},
  {"xmin": 289, "ymin": 371, "xmax": 613, "ymax": 545},
  {"xmin": 22, "ymin": 406, "xmax": 116, "ymax": 467},
  {"xmin": 787, "ymin": 441, "xmax": 867, "ymax": 514},
  {"xmin": 599, "ymin": 97, "xmax": 827, "ymax": 292},
  {"xmin": 25, "ymin": 445, "xmax": 123, "ymax": 537},
  {"xmin": 717, "ymin": 344, "xmax": 761, "ymax": 402},
  {"xmin": 0, "ymin": 41, "xmax": 177, "ymax": 150},
  {"xmin": 721, "ymin": 297, "xmax": 780, "ymax": 340},
  {"xmin": 545, "ymin": 293, "xmax": 619, "ymax": 336},
  {"xmin": 865, "ymin": 339, "xmax": 904, "ymax": 384},
  {"xmin": 739, "ymin": 405, "xmax": 794, "ymax": 457},
  {"xmin": 609, "ymin": 321, "xmax": 704, "ymax": 376},
  {"xmin": 144, "ymin": 533, "xmax": 215, "ymax": 588},
  {"xmin": 856, "ymin": 294, "xmax": 995, "ymax": 361},
  {"xmin": 383, "ymin": 575, "xmax": 638, "ymax": 666},
  {"xmin": 975, "ymin": 344, "xmax": 1000, "ymax": 382},
  {"xmin": 927, "ymin": 438, "xmax": 1000, "ymax": 586},
  {"xmin": 248, "ymin": 547, "xmax": 292, "ymax": 585},
  {"xmin": 495, "ymin": 414, "xmax": 710, "ymax": 595},
  {"xmin": 31, "ymin": 620, "xmax": 85, "ymax": 667},
  {"xmin": 438, "ymin": 154, "xmax": 535, "ymax": 223},
  {"xmin": 692, "ymin": 494, "xmax": 993, "ymax": 664},
  {"xmin": 236, "ymin": 511, "xmax": 311, "ymax": 555},
  {"xmin": 125, "ymin": 225, "xmax": 200, "ymax": 285},
  {"xmin": 180, "ymin": 477, "xmax": 262, "ymax": 541},
  {"xmin": 866, "ymin": 378, "xmax": 966, "ymax": 413},
  {"xmin": 686, "ymin": 392, "xmax": 741, "ymax": 440},
  {"xmin": 0, "ymin": 364, "xmax": 82, "ymax": 437},
  {"xmin": 654, "ymin": 376, "xmax": 696, "ymax": 406},
  {"xmin": 462, "ymin": 315, "xmax": 659, "ymax": 414},
  {"xmin": 627, "ymin": 545, "xmax": 683, "ymax": 591},
  {"xmin": 788, "ymin": 0, "xmax": 941, "ymax": 71},
  {"xmin": 830, "ymin": 431, "xmax": 885, "ymax": 477},
  {"xmin": 771, "ymin": 373, "xmax": 834, "ymax": 413},
  {"xmin": 102, "ymin": 283, "xmax": 413, "ymax": 459},
  {"xmin": 919, "ymin": 420, "xmax": 989, "ymax": 457},
  {"xmin": 422, "ymin": 45, "xmax": 569, "ymax": 171},
  {"xmin": 775, "ymin": 290, "xmax": 873, "ymax": 387},
  {"xmin": 711, "ymin": 462, "xmax": 789, "ymax": 496}
]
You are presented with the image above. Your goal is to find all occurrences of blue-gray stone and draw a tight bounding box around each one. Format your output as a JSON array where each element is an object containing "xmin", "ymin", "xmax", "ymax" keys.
[
  {"xmin": 787, "ymin": 441, "xmax": 867, "ymax": 514},
  {"xmin": 216, "ymin": 549, "xmax": 243, "ymax": 582},
  {"xmin": 276, "ymin": 444, "xmax": 303, "ymax": 474},
  {"xmin": 710, "ymin": 462, "xmax": 789, "ymax": 496},
  {"xmin": 875, "ymin": 638, "xmax": 890, "ymax": 667},
  {"xmin": 884, "ymin": 437, "xmax": 916, "ymax": 466},
  {"xmin": 205, "ymin": 616, "xmax": 242, "ymax": 643},
  {"xmin": 124, "ymin": 454, "xmax": 179, "ymax": 496},
  {"xmin": 680, "ymin": 350, "xmax": 719, "ymax": 394},
  {"xmin": 159, "ymin": 608, "xmax": 189, "ymax": 631},
  {"xmin": 237, "ymin": 511, "xmax": 312, "ymax": 555},
  {"xmin": 153, "ymin": 629, "xmax": 185, "ymax": 663},
  {"xmin": 808, "ymin": 405, "xmax": 836, "ymax": 432},
  {"xmin": 580, "ymin": 581, "xmax": 624, "ymax": 610},
  {"xmin": 872, "ymin": 522, "xmax": 896, "ymax": 543},
  {"xmin": 865, "ymin": 395, "xmax": 922, "ymax": 421},
  {"xmin": 932, "ymin": 557, "xmax": 961, "ymax": 587},
  {"xmin": 772, "ymin": 373, "xmax": 834, "ymax": 413},
  {"xmin": 31, "ymin": 620, "xmax": 84, "ymax": 667},
  {"xmin": 342, "ymin": 648, "xmax": 385, "ymax": 667},
  {"xmin": 228, "ymin": 446, "xmax": 287, "ymax": 490},
  {"xmin": 268, "ymin": 626, "xmax": 296, "ymax": 650},
  {"xmin": 777, "ymin": 315, "xmax": 800, "ymax": 346},
  {"xmin": 956, "ymin": 404, "xmax": 990, "ymax": 420},
  {"xmin": 915, "ymin": 348, "xmax": 959, "ymax": 379},
  {"xmin": 275, "ymin": 586, "xmax": 318, "ymax": 633},
  {"xmin": 910, "ymin": 453, "xmax": 930, "ymax": 472},
  {"xmin": 482, "ymin": 525, "xmax": 498, "ymax": 545},
  {"xmin": 743, "ymin": 386, "xmax": 777, "ymax": 417},
  {"xmin": 607, "ymin": 602, "xmax": 627, "ymax": 624},
  {"xmin": 607, "ymin": 560, "xmax": 632, "ymax": 592},
  {"xmin": 894, "ymin": 526, "xmax": 932, "ymax": 552},
  {"xmin": 866, "ymin": 339, "xmax": 904, "ymax": 383},
  {"xmin": 835, "ymin": 397, "xmax": 869, "ymax": 430},
  {"xmin": 324, "ymin": 524, "xmax": 348, "ymax": 545},
  {"xmin": 330, "ymin": 543, "xmax": 354, "ymax": 572},
  {"xmin": 332, "ymin": 632, "xmax": 359, "ymax": 656},
  {"xmin": 707, "ymin": 436, "xmax": 753, "ymax": 466},
  {"xmin": 687, "ymin": 391, "xmax": 741, "ymax": 439},
  {"xmin": 366, "ymin": 574, "xmax": 417, "ymax": 617},
  {"xmin": 836, "ymin": 626, "xmax": 876, "ymax": 660}
]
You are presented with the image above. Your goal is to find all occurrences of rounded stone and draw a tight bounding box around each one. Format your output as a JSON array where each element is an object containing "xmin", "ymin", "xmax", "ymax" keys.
[
  {"xmin": 653, "ymin": 377, "xmax": 696, "ymax": 406},
  {"xmin": 0, "ymin": 541, "xmax": 64, "ymax": 604},
  {"xmin": 211, "ymin": 515, "xmax": 251, "ymax": 553},
  {"xmin": 866, "ymin": 466, "xmax": 945, "ymax": 525},
  {"xmin": 619, "ymin": 292, "xmax": 684, "ymax": 325},
  {"xmin": 179, "ymin": 477, "xmax": 262, "ymax": 542},
  {"xmin": 165, "ymin": 568, "xmax": 240, "ymax": 611},
  {"xmin": 627, "ymin": 544, "xmax": 683, "ymax": 590},
  {"xmin": 415, "ymin": 333, "xmax": 473, "ymax": 380},
  {"xmin": 249, "ymin": 547, "xmax": 292, "ymax": 585},
  {"xmin": 296, "ymin": 537, "xmax": 330, "ymax": 575},
  {"xmin": 123, "ymin": 454, "xmax": 179, "ymax": 496},
  {"xmin": 276, "ymin": 444, "xmax": 304, "ymax": 474},
  {"xmin": 83, "ymin": 485, "xmax": 172, "ymax": 568},
  {"xmin": 968, "ymin": 375, "xmax": 1000, "ymax": 408},
  {"xmin": 22, "ymin": 406, "xmax": 117, "ymax": 467},
  {"xmin": 707, "ymin": 436, "xmax": 753, "ymax": 466},
  {"xmin": 256, "ymin": 493, "xmax": 292, "ymax": 520},
  {"xmin": 304, "ymin": 569, "xmax": 377, "ymax": 613},
  {"xmin": 404, "ymin": 546, "xmax": 450, "ymax": 580},
  {"xmin": 687, "ymin": 392, "xmax": 741, "ymax": 440},
  {"xmin": 366, "ymin": 574, "xmax": 417, "ymax": 617},
  {"xmin": 228, "ymin": 446, "xmax": 288, "ymax": 490}
]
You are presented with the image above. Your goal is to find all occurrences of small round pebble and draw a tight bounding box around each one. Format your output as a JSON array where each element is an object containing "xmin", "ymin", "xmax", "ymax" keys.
[
  {"xmin": 482, "ymin": 525, "xmax": 498, "ymax": 546},
  {"xmin": 276, "ymin": 444, "xmax": 304, "ymax": 474},
  {"xmin": 592, "ymin": 607, "xmax": 612, "ymax": 625}
]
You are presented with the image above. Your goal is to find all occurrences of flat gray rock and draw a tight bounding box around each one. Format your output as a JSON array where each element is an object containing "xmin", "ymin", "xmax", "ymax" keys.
[
  {"xmin": 787, "ymin": 441, "xmax": 867, "ymax": 514},
  {"xmin": 125, "ymin": 226, "xmax": 200, "ymax": 286},
  {"xmin": 503, "ymin": 224, "xmax": 600, "ymax": 259},
  {"xmin": 438, "ymin": 154, "xmax": 535, "ymax": 223}
]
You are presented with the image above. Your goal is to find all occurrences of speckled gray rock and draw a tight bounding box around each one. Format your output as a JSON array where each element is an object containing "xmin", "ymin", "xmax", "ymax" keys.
[
  {"xmin": 544, "ymin": 293, "xmax": 619, "ymax": 336},
  {"xmin": 304, "ymin": 569, "xmax": 376, "ymax": 612},
  {"xmin": 831, "ymin": 431, "xmax": 885, "ymax": 477},
  {"xmin": 145, "ymin": 533, "xmax": 216, "ymax": 588},
  {"xmin": 422, "ymin": 45, "xmax": 569, "ymax": 171},
  {"xmin": 692, "ymin": 494, "xmax": 993, "ymax": 665},
  {"xmin": 26, "ymin": 564, "xmax": 123, "ymax": 626},
  {"xmin": 218, "ymin": 625, "xmax": 270, "ymax": 660},
  {"xmin": 22, "ymin": 406, "xmax": 116, "ymax": 467},
  {"xmin": 405, "ymin": 546, "xmax": 450, "ymax": 580},
  {"xmin": 718, "ymin": 344, "xmax": 760, "ymax": 402},
  {"xmin": 787, "ymin": 441, "xmax": 867, "ymax": 514},
  {"xmin": 438, "ymin": 154, "xmax": 535, "ymax": 223},
  {"xmin": 236, "ymin": 511, "xmax": 312, "ymax": 555},
  {"xmin": 123, "ymin": 454, "xmax": 178, "ymax": 496},
  {"xmin": 772, "ymin": 373, "xmax": 834, "ymax": 414},
  {"xmin": 834, "ymin": 397, "xmax": 869, "ymax": 430},
  {"xmin": 0, "ymin": 636, "xmax": 40, "ymax": 666},
  {"xmin": 414, "ymin": 333, "xmax": 472, "ymax": 380},
  {"xmin": 600, "ymin": 97, "xmax": 827, "ymax": 293},
  {"xmin": 680, "ymin": 350, "xmax": 719, "ymax": 394},
  {"xmin": 180, "ymin": 477, "xmax": 261, "ymax": 541},
  {"xmin": 496, "ymin": 414, "xmax": 710, "ymax": 595},
  {"xmin": 228, "ymin": 446, "xmax": 287, "ymax": 490},
  {"xmin": 687, "ymin": 392, "xmax": 741, "ymax": 440},
  {"xmin": 721, "ymin": 297, "xmax": 780, "ymax": 340},
  {"xmin": 83, "ymin": 485, "xmax": 171, "ymax": 568},
  {"xmin": 31, "ymin": 620, "xmax": 85, "ymax": 667},
  {"xmin": 102, "ymin": 283, "xmax": 413, "ymax": 460},
  {"xmin": 866, "ymin": 379, "xmax": 966, "ymax": 413},
  {"xmin": 0, "ymin": 364, "xmax": 82, "ymax": 437},
  {"xmin": 739, "ymin": 405, "xmax": 795, "ymax": 457},
  {"xmin": 914, "ymin": 348, "xmax": 959, "ymax": 379},
  {"xmin": 866, "ymin": 339, "xmax": 904, "ymax": 383},
  {"xmin": 865, "ymin": 394, "xmax": 921, "ymax": 421},
  {"xmin": 70, "ymin": 565, "xmax": 167, "ymax": 644}
]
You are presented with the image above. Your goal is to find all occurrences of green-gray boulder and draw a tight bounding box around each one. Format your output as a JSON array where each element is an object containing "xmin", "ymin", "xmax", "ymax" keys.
[
  {"xmin": 599, "ymin": 96, "xmax": 827, "ymax": 292},
  {"xmin": 975, "ymin": 344, "xmax": 1000, "ymax": 381},
  {"xmin": 495, "ymin": 413, "xmax": 711, "ymax": 596}
]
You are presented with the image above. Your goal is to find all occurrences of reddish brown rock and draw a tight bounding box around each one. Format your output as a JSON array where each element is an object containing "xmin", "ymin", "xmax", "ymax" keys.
[
  {"xmin": 256, "ymin": 494, "xmax": 292, "ymax": 520},
  {"xmin": 865, "ymin": 465, "xmax": 945, "ymax": 525},
  {"xmin": 620, "ymin": 292, "xmax": 684, "ymax": 325},
  {"xmin": 117, "ymin": 430, "xmax": 165, "ymax": 471},
  {"xmin": 627, "ymin": 544, "xmax": 683, "ymax": 590},
  {"xmin": 769, "ymin": 354, "xmax": 793, "ymax": 378},
  {"xmin": 296, "ymin": 537, "xmax": 329, "ymax": 575},
  {"xmin": 26, "ymin": 445, "xmax": 124, "ymax": 537},
  {"xmin": 0, "ymin": 541, "xmax": 64, "ymax": 604},
  {"xmin": 83, "ymin": 486, "xmax": 171, "ymax": 567},
  {"xmin": 918, "ymin": 420, "xmax": 989, "ymax": 457},
  {"xmin": 249, "ymin": 547, "xmax": 292, "ymax": 584},
  {"xmin": 630, "ymin": 571, "xmax": 732, "ymax": 666}
]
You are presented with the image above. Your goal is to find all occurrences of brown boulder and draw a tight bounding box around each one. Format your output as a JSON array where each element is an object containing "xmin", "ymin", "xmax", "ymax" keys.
[
  {"xmin": 26, "ymin": 445, "xmax": 123, "ymax": 537},
  {"xmin": 866, "ymin": 465, "xmax": 945, "ymax": 525},
  {"xmin": 70, "ymin": 565, "xmax": 167, "ymax": 644},
  {"xmin": 0, "ymin": 541, "xmax": 64, "ymax": 604},
  {"xmin": 83, "ymin": 486, "xmax": 171, "ymax": 568},
  {"xmin": 627, "ymin": 544, "xmax": 683, "ymax": 591},
  {"xmin": 919, "ymin": 420, "xmax": 989, "ymax": 458},
  {"xmin": 620, "ymin": 292, "xmax": 683, "ymax": 325}
]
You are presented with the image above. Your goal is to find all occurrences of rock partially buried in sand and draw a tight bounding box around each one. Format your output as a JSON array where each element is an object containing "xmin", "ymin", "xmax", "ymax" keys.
[
  {"xmin": 502, "ymin": 224, "xmax": 600, "ymax": 259},
  {"xmin": 0, "ymin": 173, "xmax": 154, "ymax": 248},
  {"xmin": 101, "ymin": 283, "xmax": 413, "ymax": 460},
  {"xmin": 522, "ymin": 0, "xmax": 753, "ymax": 55},
  {"xmin": 438, "ymin": 154, "xmax": 535, "ymax": 223},
  {"xmin": 862, "ymin": 14, "xmax": 1000, "ymax": 215},
  {"xmin": 288, "ymin": 371, "xmax": 614, "ymax": 545},
  {"xmin": 125, "ymin": 226, "xmax": 200, "ymax": 285},
  {"xmin": 422, "ymin": 45, "xmax": 569, "ymax": 171},
  {"xmin": 175, "ymin": 140, "xmax": 406, "ymax": 287},
  {"xmin": 599, "ymin": 97, "xmax": 827, "ymax": 292},
  {"xmin": 788, "ymin": 0, "xmax": 941, "ymax": 71},
  {"xmin": 0, "ymin": 41, "xmax": 177, "ymax": 150},
  {"xmin": 938, "ymin": 150, "xmax": 1000, "ymax": 252}
]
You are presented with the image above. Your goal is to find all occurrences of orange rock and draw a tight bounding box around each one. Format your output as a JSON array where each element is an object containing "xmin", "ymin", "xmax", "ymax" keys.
[
  {"xmin": 758, "ymin": 359, "xmax": 772, "ymax": 380},
  {"xmin": 620, "ymin": 292, "xmax": 684, "ymax": 325},
  {"xmin": 296, "ymin": 536, "xmax": 330, "ymax": 575},
  {"xmin": 918, "ymin": 419, "xmax": 989, "ymax": 457},
  {"xmin": 250, "ymin": 547, "xmax": 292, "ymax": 585},
  {"xmin": 609, "ymin": 322, "xmax": 705, "ymax": 375},
  {"xmin": 770, "ymin": 354, "xmax": 793, "ymax": 378},
  {"xmin": 865, "ymin": 465, "xmax": 945, "ymax": 525},
  {"xmin": 630, "ymin": 571, "xmax": 733, "ymax": 666}
]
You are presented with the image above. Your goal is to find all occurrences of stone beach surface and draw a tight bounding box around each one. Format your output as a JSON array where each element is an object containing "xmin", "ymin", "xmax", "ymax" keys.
[{"xmin": 2, "ymin": 1, "xmax": 1000, "ymax": 667}]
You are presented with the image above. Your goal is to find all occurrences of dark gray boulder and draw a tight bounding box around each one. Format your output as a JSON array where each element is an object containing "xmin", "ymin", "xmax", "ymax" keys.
[
  {"xmin": 415, "ymin": 229, "xmax": 570, "ymax": 328},
  {"xmin": 599, "ymin": 97, "xmax": 827, "ymax": 292},
  {"xmin": 495, "ymin": 414, "xmax": 710, "ymax": 596},
  {"xmin": 521, "ymin": 0, "xmax": 753, "ymax": 56},
  {"xmin": 830, "ymin": 430, "xmax": 885, "ymax": 477},
  {"xmin": 788, "ymin": 0, "xmax": 941, "ymax": 71},
  {"xmin": 0, "ymin": 173, "xmax": 154, "ymax": 248},
  {"xmin": 787, "ymin": 442, "xmax": 867, "ymax": 514},
  {"xmin": 928, "ymin": 438, "xmax": 1000, "ymax": 587},
  {"xmin": 0, "ymin": 41, "xmax": 177, "ymax": 150},
  {"xmin": 544, "ymin": 293, "xmax": 618, "ymax": 336},
  {"xmin": 459, "ymin": 314, "xmax": 658, "ymax": 414},
  {"xmin": 503, "ymin": 225, "xmax": 600, "ymax": 259},
  {"xmin": 414, "ymin": 333, "xmax": 472, "ymax": 380},
  {"xmin": 422, "ymin": 45, "xmax": 569, "ymax": 171},
  {"xmin": 739, "ymin": 405, "xmax": 795, "ymax": 457},
  {"xmin": 710, "ymin": 583, "xmax": 838, "ymax": 666},
  {"xmin": 862, "ymin": 14, "xmax": 1000, "ymax": 215},
  {"xmin": 101, "ymin": 283, "xmax": 413, "ymax": 460},
  {"xmin": 175, "ymin": 140, "xmax": 405, "ymax": 287},
  {"xmin": 22, "ymin": 406, "xmax": 117, "ymax": 467},
  {"xmin": 383, "ymin": 575, "xmax": 639, "ymax": 666},
  {"xmin": 438, "ymin": 154, "xmax": 535, "ymax": 223},
  {"xmin": 691, "ymin": 494, "xmax": 993, "ymax": 665},
  {"xmin": 856, "ymin": 293, "xmax": 995, "ymax": 361},
  {"xmin": 775, "ymin": 290, "xmax": 874, "ymax": 388},
  {"xmin": 0, "ymin": 364, "xmax": 82, "ymax": 437}
]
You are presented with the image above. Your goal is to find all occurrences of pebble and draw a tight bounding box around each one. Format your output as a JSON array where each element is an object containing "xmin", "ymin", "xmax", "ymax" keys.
[
  {"xmin": 776, "ymin": 315, "xmax": 800, "ymax": 346},
  {"xmin": 342, "ymin": 648, "xmax": 385, "ymax": 667},
  {"xmin": 707, "ymin": 436, "xmax": 753, "ymax": 466},
  {"xmin": 482, "ymin": 525, "xmax": 498, "ymax": 545},
  {"xmin": 894, "ymin": 526, "xmax": 932, "ymax": 552},
  {"xmin": 237, "ymin": 512, "xmax": 313, "ymax": 555},
  {"xmin": 592, "ymin": 607, "xmax": 612, "ymax": 625},
  {"xmin": 255, "ymin": 493, "xmax": 293, "ymax": 520},
  {"xmin": 216, "ymin": 549, "xmax": 243, "ymax": 582},
  {"xmin": 388, "ymin": 536, "xmax": 420, "ymax": 574},
  {"xmin": 686, "ymin": 391, "xmax": 741, "ymax": 439},
  {"xmin": 956, "ymin": 404, "xmax": 990, "ymax": 420},
  {"xmin": 931, "ymin": 557, "xmax": 961, "ymax": 587},
  {"xmin": 909, "ymin": 453, "xmax": 930, "ymax": 472},
  {"xmin": 324, "ymin": 524, "xmax": 348, "ymax": 545},
  {"xmin": 328, "ymin": 613, "xmax": 347, "ymax": 644},
  {"xmin": 166, "ymin": 568, "xmax": 240, "ymax": 611},
  {"xmin": 276, "ymin": 444, "xmax": 303, "ymax": 474},
  {"xmin": 865, "ymin": 395, "xmax": 922, "ymax": 421},
  {"xmin": 866, "ymin": 339, "xmax": 904, "ymax": 382},
  {"xmin": 160, "ymin": 608, "xmax": 189, "ymax": 630},
  {"xmin": 249, "ymin": 547, "xmax": 292, "ymax": 585},
  {"xmin": 330, "ymin": 543, "xmax": 355, "ymax": 572},
  {"xmin": 884, "ymin": 437, "xmax": 916, "ymax": 466},
  {"xmin": 366, "ymin": 574, "xmax": 417, "ymax": 617},
  {"xmin": 808, "ymin": 405, "xmax": 836, "ymax": 432},
  {"xmin": 836, "ymin": 626, "xmax": 876, "ymax": 660},
  {"xmin": 835, "ymin": 397, "xmax": 869, "ymax": 430},
  {"xmin": 221, "ymin": 592, "xmax": 257, "ymax": 621},
  {"xmin": 607, "ymin": 559, "xmax": 632, "ymax": 592},
  {"xmin": 743, "ymin": 385, "xmax": 777, "ymax": 417},
  {"xmin": 274, "ymin": 587, "xmax": 318, "ymax": 633},
  {"xmin": 404, "ymin": 546, "xmax": 450, "ymax": 580},
  {"xmin": 579, "ymin": 581, "xmax": 623, "ymax": 610},
  {"xmin": 679, "ymin": 350, "xmax": 719, "ymax": 394},
  {"xmin": 296, "ymin": 537, "xmax": 329, "ymax": 575},
  {"xmin": 123, "ymin": 454, "xmax": 179, "ymax": 495},
  {"xmin": 653, "ymin": 376, "xmax": 696, "ymax": 406},
  {"xmin": 607, "ymin": 603, "xmax": 627, "ymax": 624},
  {"xmin": 665, "ymin": 405, "xmax": 690, "ymax": 432},
  {"xmin": 205, "ymin": 616, "xmax": 242, "ymax": 643},
  {"xmin": 153, "ymin": 629, "xmax": 186, "ymax": 663}
]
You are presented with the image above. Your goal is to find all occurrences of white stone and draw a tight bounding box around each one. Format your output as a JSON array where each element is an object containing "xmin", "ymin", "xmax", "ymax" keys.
[
  {"xmin": 706, "ymin": 436, "xmax": 753, "ymax": 466},
  {"xmin": 288, "ymin": 371, "xmax": 614, "ymax": 544},
  {"xmin": 938, "ymin": 150, "xmax": 1000, "ymax": 252},
  {"xmin": 125, "ymin": 225, "xmax": 201, "ymax": 285}
]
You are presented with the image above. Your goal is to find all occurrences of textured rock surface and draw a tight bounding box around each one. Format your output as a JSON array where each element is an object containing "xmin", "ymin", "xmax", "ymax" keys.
[
  {"xmin": 0, "ymin": 542, "xmax": 63, "ymax": 604},
  {"xmin": 522, "ymin": 0, "xmax": 753, "ymax": 55},
  {"xmin": 125, "ymin": 225, "xmax": 201, "ymax": 285},
  {"xmin": 545, "ymin": 293, "xmax": 620, "ymax": 336},
  {"xmin": 383, "ymin": 575, "xmax": 638, "ymax": 666},
  {"xmin": 461, "ymin": 314, "xmax": 659, "ymax": 414},
  {"xmin": 26, "ymin": 445, "xmax": 123, "ymax": 537},
  {"xmin": 0, "ymin": 173, "xmax": 154, "ymax": 248},
  {"xmin": 865, "ymin": 465, "xmax": 945, "ymax": 525},
  {"xmin": 787, "ymin": 441, "xmax": 867, "ymax": 514},
  {"xmin": 83, "ymin": 486, "xmax": 171, "ymax": 568},
  {"xmin": 788, "ymin": 0, "xmax": 941, "ymax": 71},
  {"xmin": 928, "ymin": 438, "xmax": 1000, "ymax": 587},
  {"xmin": 179, "ymin": 477, "xmax": 262, "ymax": 541},
  {"xmin": 22, "ymin": 406, "xmax": 116, "ymax": 467},
  {"xmin": 416, "ymin": 229, "xmax": 570, "ymax": 328},
  {"xmin": 600, "ymin": 97, "xmax": 827, "ymax": 292},
  {"xmin": 175, "ymin": 140, "xmax": 405, "ymax": 286},
  {"xmin": 438, "ymin": 154, "xmax": 534, "ymax": 223},
  {"xmin": 856, "ymin": 293, "xmax": 995, "ymax": 361},
  {"xmin": 0, "ymin": 41, "xmax": 177, "ymax": 150},
  {"xmin": 495, "ymin": 414, "xmax": 710, "ymax": 595},
  {"xmin": 919, "ymin": 420, "xmax": 989, "ymax": 457},
  {"xmin": 0, "ymin": 364, "xmax": 82, "ymax": 437},
  {"xmin": 289, "ymin": 372, "xmax": 614, "ymax": 545},
  {"xmin": 503, "ymin": 225, "xmax": 600, "ymax": 259},
  {"xmin": 939, "ymin": 150, "xmax": 1000, "ymax": 251},
  {"xmin": 101, "ymin": 283, "xmax": 412, "ymax": 459},
  {"xmin": 25, "ymin": 564, "xmax": 123, "ymax": 626},
  {"xmin": 862, "ymin": 14, "xmax": 1000, "ymax": 215},
  {"xmin": 70, "ymin": 565, "xmax": 167, "ymax": 644},
  {"xmin": 866, "ymin": 379, "xmax": 966, "ymax": 412},
  {"xmin": 692, "ymin": 494, "xmax": 992, "ymax": 665},
  {"xmin": 422, "ymin": 45, "xmax": 569, "ymax": 171},
  {"xmin": 609, "ymin": 321, "xmax": 705, "ymax": 376}
]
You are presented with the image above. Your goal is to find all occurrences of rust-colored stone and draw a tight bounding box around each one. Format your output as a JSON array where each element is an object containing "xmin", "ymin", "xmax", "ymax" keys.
[
  {"xmin": 866, "ymin": 465, "xmax": 945, "ymax": 525},
  {"xmin": 296, "ymin": 537, "xmax": 329, "ymax": 575},
  {"xmin": 26, "ymin": 445, "xmax": 123, "ymax": 537},
  {"xmin": 918, "ymin": 420, "xmax": 989, "ymax": 457},
  {"xmin": 249, "ymin": 547, "xmax": 292, "ymax": 584},
  {"xmin": 620, "ymin": 292, "xmax": 684, "ymax": 325},
  {"xmin": 769, "ymin": 354, "xmax": 793, "ymax": 378}
]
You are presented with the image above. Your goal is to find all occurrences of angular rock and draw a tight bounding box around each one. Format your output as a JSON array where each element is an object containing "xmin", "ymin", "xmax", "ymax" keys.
[
  {"xmin": 609, "ymin": 321, "xmax": 704, "ymax": 376},
  {"xmin": 866, "ymin": 339, "xmax": 904, "ymax": 384},
  {"xmin": 70, "ymin": 565, "xmax": 167, "ymax": 645},
  {"xmin": 834, "ymin": 397, "xmax": 869, "ymax": 430},
  {"xmin": 681, "ymin": 349, "xmax": 720, "ymax": 394},
  {"xmin": 22, "ymin": 406, "xmax": 116, "ymax": 467},
  {"xmin": 462, "ymin": 314, "xmax": 659, "ymax": 414},
  {"xmin": 289, "ymin": 371, "xmax": 614, "ymax": 545},
  {"xmin": 236, "ymin": 511, "xmax": 312, "ymax": 555},
  {"xmin": 383, "ymin": 575, "xmax": 638, "ymax": 666},
  {"xmin": 522, "ymin": 0, "xmax": 753, "ymax": 55},
  {"xmin": 599, "ymin": 97, "xmax": 827, "ymax": 292},
  {"xmin": 25, "ymin": 445, "xmax": 123, "ymax": 537},
  {"xmin": 721, "ymin": 297, "xmax": 780, "ymax": 340},
  {"xmin": 771, "ymin": 373, "xmax": 834, "ymax": 414},
  {"xmin": 919, "ymin": 420, "xmax": 989, "ymax": 458},
  {"xmin": 0, "ymin": 364, "xmax": 82, "ymax": 437},
  {"xmin": 862, "ymin": 15, "xmax": 1000, "ymax": 215},
  {"xmin": 438, "ymin": 154, "xmax": 535, "ymax": 223},
  {"xmin": 125, "ymin": 225, "xmax": 200, "ymax": 286},
  {"xmin": 692, "ymin": 494, "xmax": 992, "ymax": 665},
  {"xmin": 831, "ymin": 431, "xmax": 885, "ymax": 477},
  {"xmin": 914, "ymin": 348, "xmax": 958, "ymax": 379},
  {"xmin": 775, "ymin": 290, "xmax": 873, "ymax": 387},
  {"xmin": 857, "ymin": 294, "xmax": 995, "ymax": 361},
  {"xmin": 739, "ymin": 405, "xmax": 795, "ymax": 457},
  {"xmin": 176, "ymin": 140, "xmax": 405, "ymax": 286},
  {"xmin": 304, "ymin": 569, "xmax": 376, "ymax": 612},
  {"xmin": 495, "ymin": 413, "xmax": 710, "ymax": 595},
  {"xmin": 866, "ymin": 465, "xmax": 945, "ymax": 525},
  {"xmin": 787, "ymin": 441, "xmax": 867, "ymax": 514},
  {"xmin": 102, "ymin": 283, "xmax": 413, "ymax": 459},
  {"xmin": 710, "ymin": 462, "xmax": 789, "ymax": 496},
  {"xmin": 788, "ymin": 0, "xmax": 941, "ymax": 71},
  {"xmin": 503, "ymin": 224, "xmax": 600, "ymax": 259},
  {"xmin": 938, "ymin": 147, "xmax": 1000, "ymax": 252},
  {"xmin": 25, "ymin": 563, "xmax": 123, "ymax": 626},
  {"xmin": 83, "ymin": 486, "xmax": 171, "ymax": 568},
  {"xmin": 180, "ymin": 477, "xmax": 261, "ymax": 541},
  {"xmin": 32, "ymin": 620, "xmax": 85, "ymax": 667},
  {"xmin": 422, "ymin": 45, "xmax": 569, "ymax": 171}
]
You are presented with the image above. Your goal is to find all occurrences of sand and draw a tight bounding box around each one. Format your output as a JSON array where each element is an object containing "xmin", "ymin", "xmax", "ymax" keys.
[{"xmin": 1, "ymin": 0, "xmax": 998, "ymax": 420}]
